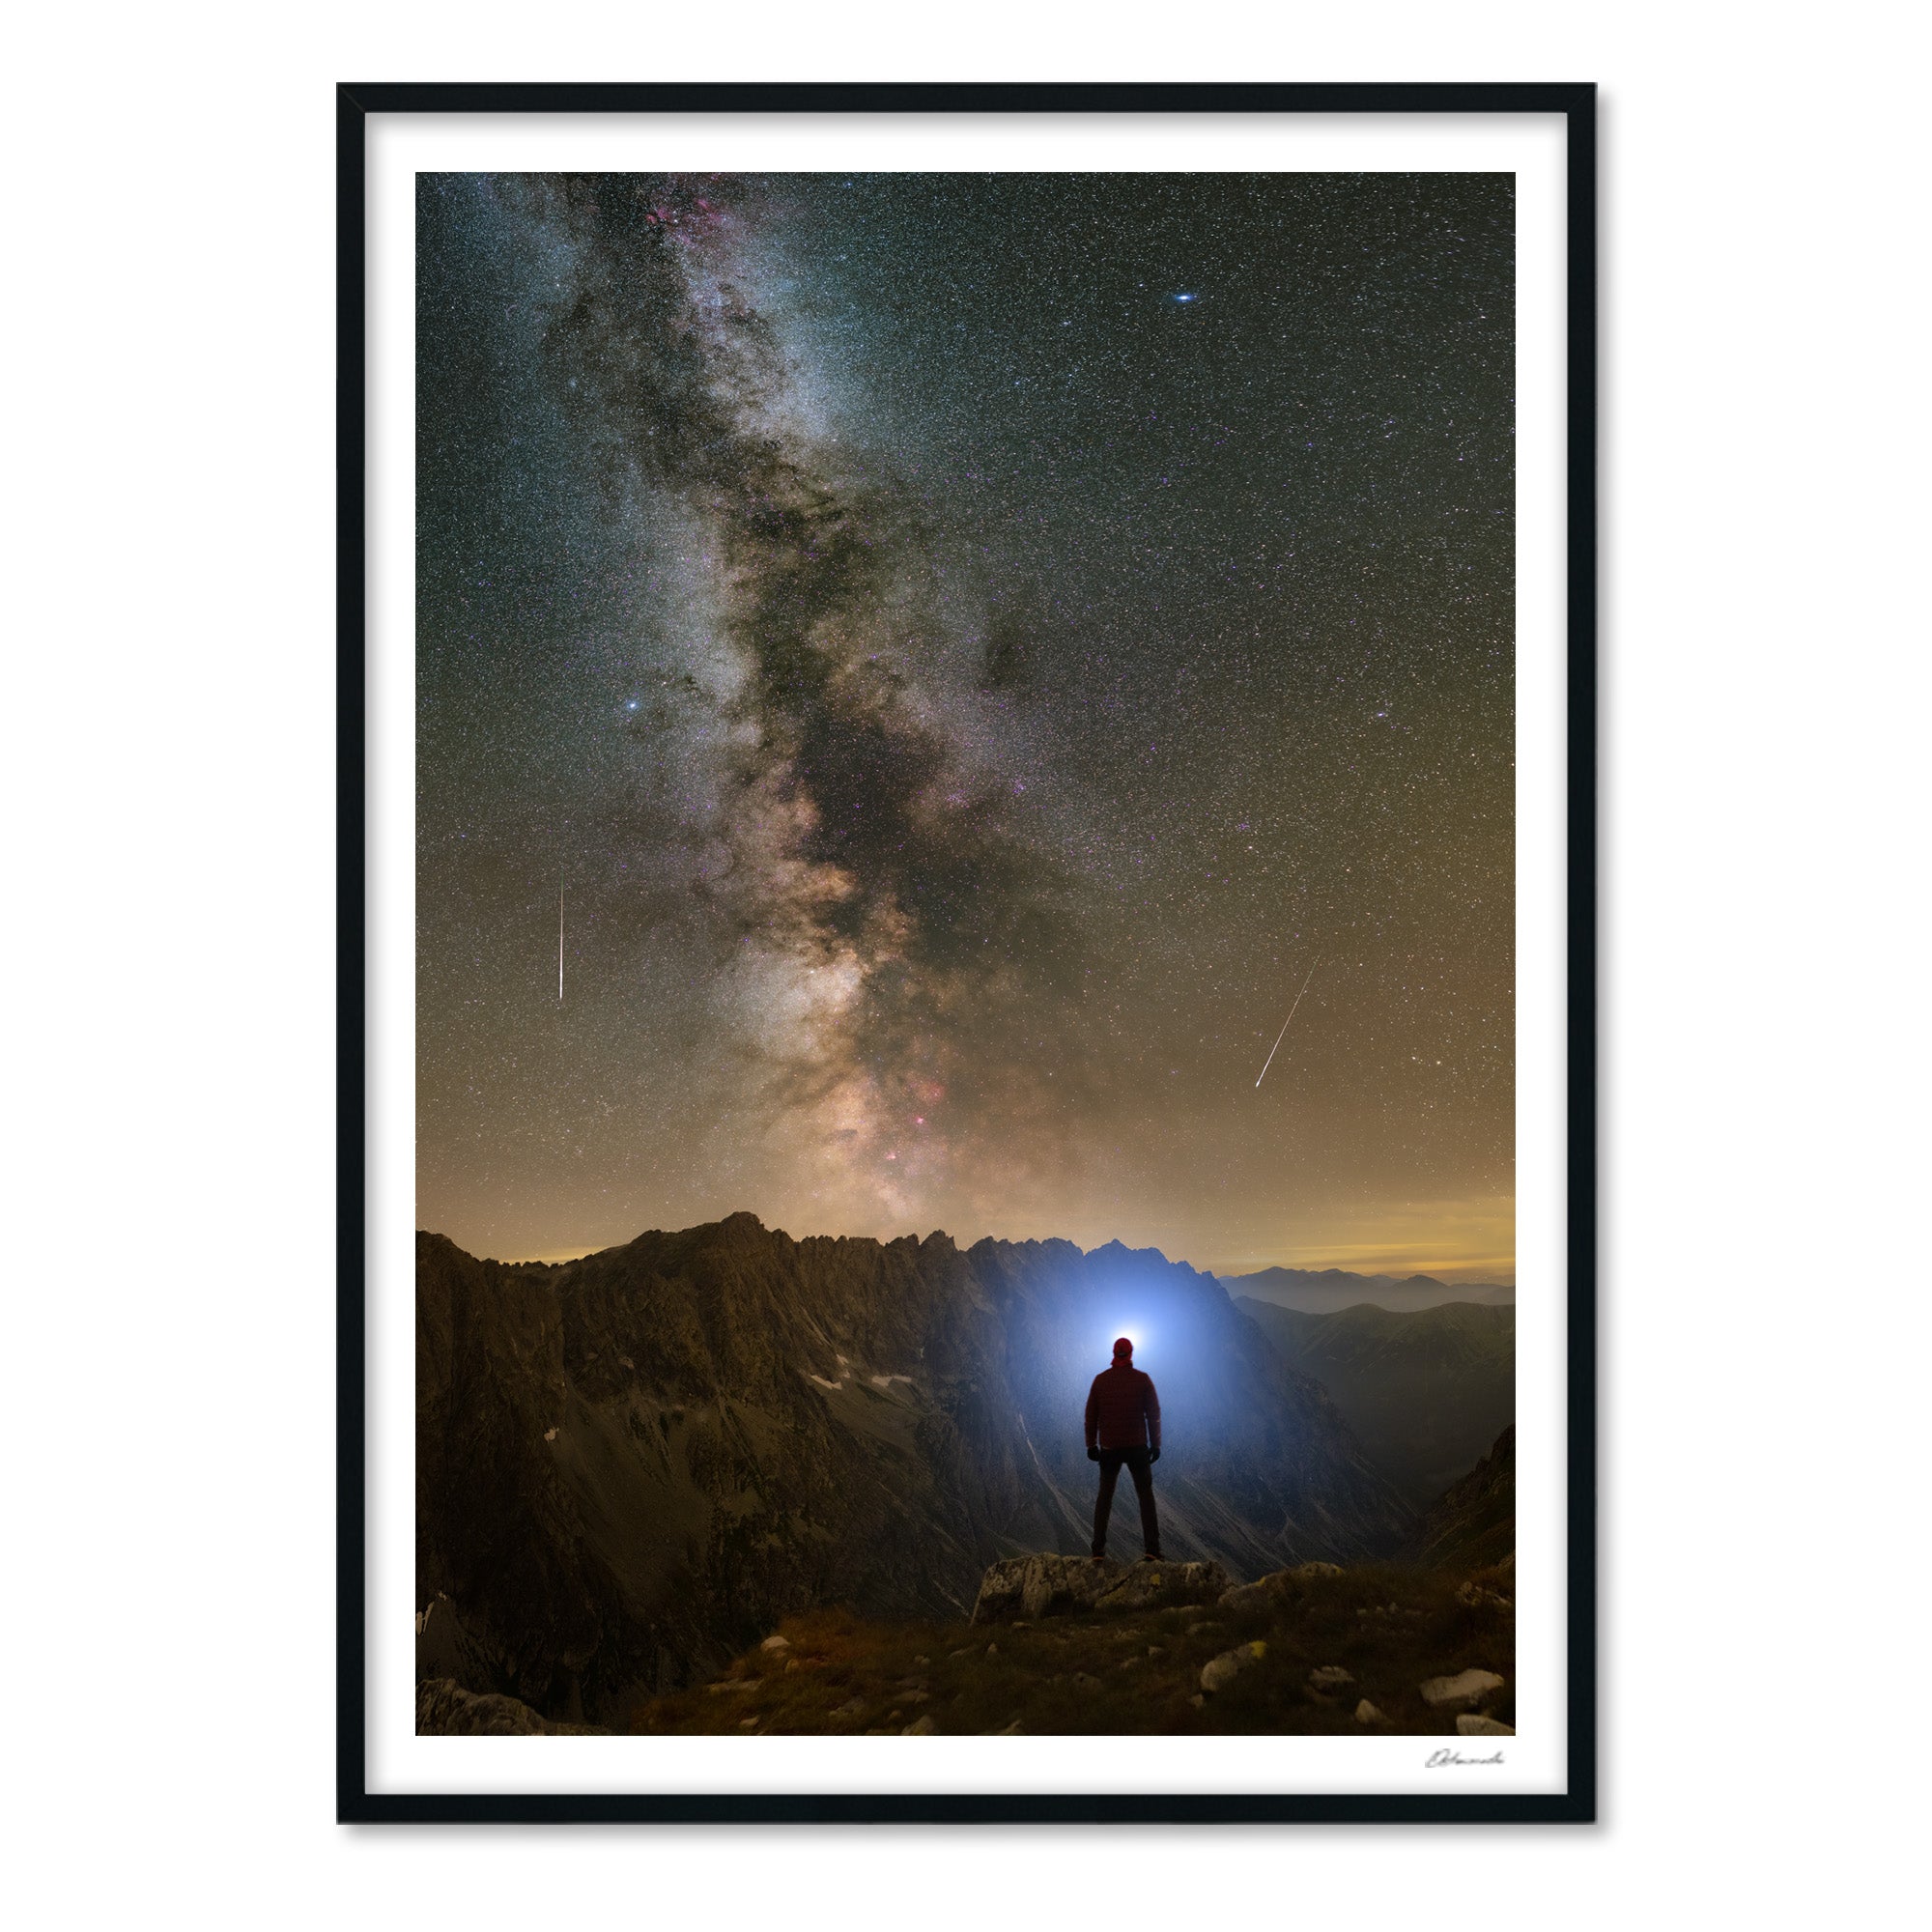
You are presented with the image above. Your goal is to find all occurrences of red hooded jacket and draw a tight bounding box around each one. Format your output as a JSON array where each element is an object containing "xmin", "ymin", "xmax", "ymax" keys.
[{"xmin": 1085, "ymin": 1361, "xmax": 1161, "ymax": 1453}]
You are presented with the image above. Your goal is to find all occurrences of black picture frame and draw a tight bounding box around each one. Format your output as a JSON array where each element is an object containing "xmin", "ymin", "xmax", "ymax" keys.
[{"xmin": 339, "ymin": 80, "xmax": 1597, "ymax": 1824}]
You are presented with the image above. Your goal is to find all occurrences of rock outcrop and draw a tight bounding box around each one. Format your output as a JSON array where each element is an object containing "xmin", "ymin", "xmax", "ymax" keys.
[
  {"xmin": 969, "ymin": 1552, "xmax": 1229, "ymax": 1625},
  {"xmin": 415, "ymin": 1678, "xmax": 609, "ymax": 1736},
  {"xmin": 1216, "ymin": 1558, "xmax": 1344, "ymax": 1613}
]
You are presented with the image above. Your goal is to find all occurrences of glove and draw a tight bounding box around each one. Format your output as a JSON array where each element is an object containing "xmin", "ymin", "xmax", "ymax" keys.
[
  {"xmin": 1087, "ymin": 1447, "xmax": 1100, "ymax": 1462},
  {"xmin": 1150, "ymin": 1446, "xmax": 1161, "ymax": 1463}
]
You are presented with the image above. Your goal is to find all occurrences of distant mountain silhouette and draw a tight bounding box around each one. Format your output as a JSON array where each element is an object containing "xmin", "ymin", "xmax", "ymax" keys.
[
  {"xmin": 1236, "ymin": 1297, "xmax": 1516, "ymax": 1503},
  {"xmin": 418, "ymin": 1216, "xmax": 1412, "ymax": 1726},
  {"xmin": 1221, "ymin": 1264, "xmax": 1516, "ymax": 1315}
]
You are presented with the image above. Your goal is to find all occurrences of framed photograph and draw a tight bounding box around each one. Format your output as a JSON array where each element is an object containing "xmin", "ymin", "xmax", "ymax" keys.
[{"xmin": 340, "ymin": 81, "xmax": 1596, "ymax": 1823}]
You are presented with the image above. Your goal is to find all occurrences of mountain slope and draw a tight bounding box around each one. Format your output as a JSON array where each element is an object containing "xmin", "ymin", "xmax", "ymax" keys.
[
  {"xmin": 417, "ymin": 1216, "xmax": 1412, "ymax": 1725},
  {"xmin": 1403, "ymin": 1427, "xmax": 1517, "ymax": 1571},
  {"xmin": 1236, "ymin": 1296, "xmax": 1516, "ymax": 1503}
]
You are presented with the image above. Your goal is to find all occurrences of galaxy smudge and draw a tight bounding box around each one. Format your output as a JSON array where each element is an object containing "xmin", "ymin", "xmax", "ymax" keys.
[{"xmin": 523, "ymin": 175, "xmax": 1091, "ymax": 1221}]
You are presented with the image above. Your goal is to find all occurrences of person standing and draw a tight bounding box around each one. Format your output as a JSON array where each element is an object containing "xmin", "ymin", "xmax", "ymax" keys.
[{"xmin": 1085, "ymin": 1337, "xmax": 1164, "ymax": 1562}]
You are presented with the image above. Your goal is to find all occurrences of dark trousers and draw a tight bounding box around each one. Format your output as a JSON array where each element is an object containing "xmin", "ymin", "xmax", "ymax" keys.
[{"xmin": 1092, "ymin": 1446, "xmax": 1161, "ymax": 1558}]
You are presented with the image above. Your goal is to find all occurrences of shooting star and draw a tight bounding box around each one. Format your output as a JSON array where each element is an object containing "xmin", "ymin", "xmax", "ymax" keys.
[
  {"xmin": 1255, "ymin": 958, "xmax": 1320, "ymax": 1088},
  {"xmin": 558, "ymin": 875, "xmax": 564, "ymax": 1004}
]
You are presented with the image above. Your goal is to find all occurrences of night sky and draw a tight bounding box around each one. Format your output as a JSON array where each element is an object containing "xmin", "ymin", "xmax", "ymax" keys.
[{"xmin": 416, "ymin": 172, "xmax": 1515, "ymax": 1280}]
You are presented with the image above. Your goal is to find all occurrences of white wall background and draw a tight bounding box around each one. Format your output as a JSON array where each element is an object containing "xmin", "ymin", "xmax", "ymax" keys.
[{"xmin": 2, "ymin": 2, "xmax": 1921, "ymax": 1922}]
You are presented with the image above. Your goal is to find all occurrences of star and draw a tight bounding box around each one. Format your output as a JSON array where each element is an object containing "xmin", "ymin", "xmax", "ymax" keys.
[{"xmin": 415, "ymin": 169, "xmax": 1517, "ymax": 1279}]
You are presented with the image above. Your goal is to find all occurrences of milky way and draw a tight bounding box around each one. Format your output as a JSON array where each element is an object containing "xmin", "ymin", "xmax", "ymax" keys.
[{"xmin": 416, "ymin": 172, "xmax": 1516, "ymax": 1277}]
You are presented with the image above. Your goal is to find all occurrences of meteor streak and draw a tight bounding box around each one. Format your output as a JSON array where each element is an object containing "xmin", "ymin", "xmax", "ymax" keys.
[
  {"xmin": 558, "ymin": 876, "xmax": 564, "ymax": 1004},
  {"xmin": 1255, "ymin": 958, "xmax": 1319, "ymax": 1088}
]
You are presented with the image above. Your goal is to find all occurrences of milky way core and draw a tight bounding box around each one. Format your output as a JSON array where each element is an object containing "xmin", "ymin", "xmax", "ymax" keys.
[{"xmin": 416, "ymin": 173, "xmax": 1517, "ymax": 1279}]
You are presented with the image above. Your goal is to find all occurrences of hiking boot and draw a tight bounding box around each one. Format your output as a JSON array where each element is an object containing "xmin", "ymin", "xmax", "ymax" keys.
[
  {"xmin": 1089, "ymin": 1553, "xmax": 1107, "ymax": 1566},
  {"xmin": 1139, "ymin": 1551, "xmax": 1166, "ymax": 1564}
]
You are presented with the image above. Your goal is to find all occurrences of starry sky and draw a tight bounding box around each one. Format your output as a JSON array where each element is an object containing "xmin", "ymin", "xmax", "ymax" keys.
[{"xmin": 417, "ymin": 172, "xmax": 1515, "ymax": 1281}]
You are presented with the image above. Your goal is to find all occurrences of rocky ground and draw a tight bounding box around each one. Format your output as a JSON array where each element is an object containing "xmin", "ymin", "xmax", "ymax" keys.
[{"xmin": 616, "ymin": 1550, "xmax": 1515, "ymax": 1738}]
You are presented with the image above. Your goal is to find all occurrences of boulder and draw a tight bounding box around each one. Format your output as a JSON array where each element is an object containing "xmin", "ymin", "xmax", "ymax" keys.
[
  {"xmin": 760, "ymin": 1634, "xmax": 791, "ymax": 1653},
  {"xmin": 1419, "ymin": 1667, "xmax": 1507, "ymax": 1711},
  {"xmin": 1457, "ymin": 1714, "xmax": 1515, "ymax": 1736},
  {"xmin": 1217, "ymin": 1560, "xmax": 1346, "ymax": 1612},
  {"xmin": 1200, "ymin": 1640, "xmax": 1266, "ymax": 1693},
  {"xmin": 970, "ymin": 1552, "xmax": 1229, "ymax": 1625},
  {"xmin": 1456, "ymin": 1581, "xmax": 1512, "ymax": 1610},
  {"xmin": 1307, "ymin": 1664, "xmax": 1355, "ymax": 1691},
  {"xmin": 1354, "ymin": 1699, "xmax": 1383, "ymax": 1723},
  {"xmin": 415, "ymin": 1677, "xmax": 608, "ymax": 1736},
  {"xmin": 902, "ymin": 1715, "xmax": 937, "ymax": 1736}
]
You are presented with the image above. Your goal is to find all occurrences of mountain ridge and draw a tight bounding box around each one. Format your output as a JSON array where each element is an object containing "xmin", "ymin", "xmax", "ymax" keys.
[
  {"xmin": 1222, "ymin": 1264, "xmax": 1516, "ymax": 1315},
  {"xmin": 418, "ymin": 1215, "xmax": 1413, "ymax": 1725}
]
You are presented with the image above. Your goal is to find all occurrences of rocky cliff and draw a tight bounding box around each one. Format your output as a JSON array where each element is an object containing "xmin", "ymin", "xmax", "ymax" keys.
[{"xmin": 417, "ymin": 1215, "xmax": 1412, "ymax": 1725}]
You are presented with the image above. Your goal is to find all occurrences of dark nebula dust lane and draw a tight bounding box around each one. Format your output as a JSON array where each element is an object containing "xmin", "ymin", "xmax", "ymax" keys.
[{"xmin": 416, "ymin": 172, "xmax": 1517, "ymax": 1279}]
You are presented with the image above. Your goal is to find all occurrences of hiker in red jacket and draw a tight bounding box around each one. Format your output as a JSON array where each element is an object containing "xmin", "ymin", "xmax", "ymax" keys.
[{"xmin": 1085, "ymin": 1337, "xmax": 1164, "ymax": 1562}]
